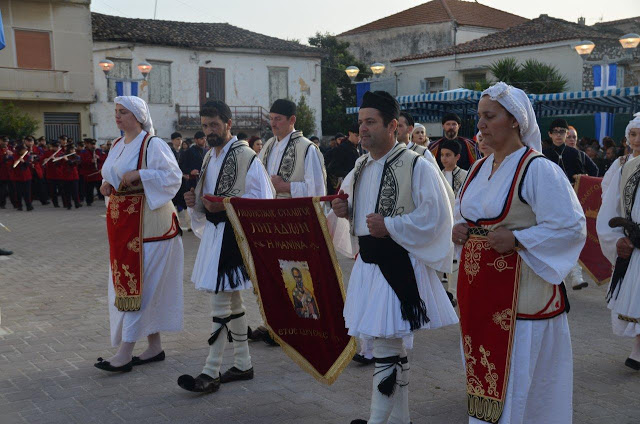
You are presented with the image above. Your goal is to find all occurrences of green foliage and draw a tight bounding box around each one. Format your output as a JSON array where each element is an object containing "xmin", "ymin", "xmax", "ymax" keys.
[
  {"xmin": 308, "ymin": 32, "xmax": 367, "ymax": 134},
  {"xmin": 0, "ymin": 102, "xmax": 39, "ymax": 139},
  {"xmin": 465, "ymin": 58, "xmax": 568, "ymax": 94},
  {"xmin": 295, "ymin": 95, "xmax": 317, "ymax": 136}
]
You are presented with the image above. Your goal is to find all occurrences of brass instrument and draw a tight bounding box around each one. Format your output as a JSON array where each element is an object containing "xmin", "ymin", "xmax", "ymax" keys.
[{"xmin": 12, "ymin": 151, "xmax": 28, "ymax": 168}]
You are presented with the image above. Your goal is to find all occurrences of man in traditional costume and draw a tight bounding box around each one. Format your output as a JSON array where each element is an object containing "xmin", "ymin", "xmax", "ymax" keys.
[
  {"xmin": 596, "ymin": 112, "xmax": 640, "ymax": 370},
  {"xmin": 258, "ymin": 99, "xmax": 326, "ymax": 199},
  {"xmin": 440, "ymin": 139, "xmax": 468, "ymax": 195},
  {"xmin": 178, "ymin": 100, "xmax": 274, "ymax": 393},
  {"xmin": 453, "ymin": 83, "xmax": 586, "ymax": 424},
  {"xmin": 429, "ymin": 112, "xmax": 480, "ymax": 170},
  {"xmin": 95, "ymin": 96, "xmax": 184, "ymax": 372},
  {"xmin": 331, "ymin": 91, "xmax": 459, "ymax": 424},
  {"xmin": 543, "ymin": 118, "xmax": 598, "ymax": 291}
]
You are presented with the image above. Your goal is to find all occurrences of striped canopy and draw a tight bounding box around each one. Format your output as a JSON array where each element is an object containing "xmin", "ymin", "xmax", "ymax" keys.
[{"xmin": 347, "ymin": 86, "xmax": 640, "ymax": 122}]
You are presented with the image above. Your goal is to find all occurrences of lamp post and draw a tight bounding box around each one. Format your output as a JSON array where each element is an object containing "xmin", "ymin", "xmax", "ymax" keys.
[{"xmin": 345, "ymin": 62, "xmax": 399, "ymax": 95}]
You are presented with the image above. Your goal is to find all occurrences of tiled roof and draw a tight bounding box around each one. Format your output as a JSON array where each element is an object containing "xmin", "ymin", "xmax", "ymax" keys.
[
  {"xmin": 91, "ymin": 12, "xmax": 320, "ymax": 55},
  {"xmin": 339, "ymin": 0, "xmax": 527, "ymax": 36},
  {"xmin": 392, "ymin": 15, "xmax": 620, "ymax": 63}
]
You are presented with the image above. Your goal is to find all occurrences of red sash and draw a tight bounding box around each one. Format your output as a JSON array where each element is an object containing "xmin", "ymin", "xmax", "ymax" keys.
[{"xmin": 458, "ymin": 231, "xmax": 520, "ymax": 423}]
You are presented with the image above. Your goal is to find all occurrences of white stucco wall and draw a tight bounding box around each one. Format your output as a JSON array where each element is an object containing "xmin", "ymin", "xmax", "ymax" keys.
[
  {"xmin": 91, "ymin": 42, "xmax": 322, "ymax": 141},
  {"xmin": 392, "ymin": 41, "xmax": 584, "ymax": 96}
]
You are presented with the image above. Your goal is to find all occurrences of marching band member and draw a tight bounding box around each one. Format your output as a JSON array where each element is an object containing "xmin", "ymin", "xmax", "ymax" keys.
[
  {"xmin": 454, "ymin": 83, "xmax": 585, "ymax": 424},
  {"xmin": 60, "ymin": 144, "xmax": 82, "ymax": 209},
  {"xmin": 24, "ymin": 136, "xmax": 49, "ymax": 205},
  {"xmin": 95, "ymin": 96, "xmax": 184, "ymax": 373},
  {"xmin": 43, "ymin": 140, "xmax": 65, "ymax": 208},
  {"xmin": 178, "ymin": 100, "xmax": 274, "ymax": 394},
  {"xmin": 80, "ymin": 139, "xmax": 106, "ymax": 206},
  {"xmin": 0, "ymin": 138, "xmax": 15, "ymax": 209},
  {"xmin": 9, "ymin": 144, "xmax": 33, "ymax": 211},
  {"xmin": 597, "ymin": 112, "xmax": 640, "ymax": 370},
  {"xmin": 331, "ymin": 91, "xmax": 458, "ymax": 424}
]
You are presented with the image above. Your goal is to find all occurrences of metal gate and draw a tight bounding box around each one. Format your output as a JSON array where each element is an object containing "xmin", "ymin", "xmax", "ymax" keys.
[{"xmin": 44, "ymin": 112, "xmax": 81, "ymax": 142}]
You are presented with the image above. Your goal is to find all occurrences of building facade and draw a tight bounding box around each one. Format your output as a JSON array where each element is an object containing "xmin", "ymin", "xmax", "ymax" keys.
[
  {"xmin": 0, "ymin": 0, "xmax": 94, "ymax": 141},
  {"xmin": 91, "ymin": 13, "xmax": 323, "ymax": 142}
]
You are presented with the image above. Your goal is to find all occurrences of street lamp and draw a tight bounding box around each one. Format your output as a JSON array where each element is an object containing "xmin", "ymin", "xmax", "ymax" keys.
[
  {"xmin": 575, "ymin": 40, "xmax": 595, "ymax": 56},
  {"xmin": 345, "ymin": 66, "xmax": 360, "ymax": 80},
  {"xmin": 98, "ymin": 59, "xmax": 114, "ymax": 76},
  {"xmin": 619, "ymin": 33, "xmax": 640, "ymax": 49},
  {"xmin": 137, "ymin": 61, "xmax": 152, "ymax": 79},
  {"xmin": 370, "ymin": 62, "xmax": 386, "ymax": 77},
  {"xmin": 98, "ymin": 59, "xmax": 153, "ymax": 80}
]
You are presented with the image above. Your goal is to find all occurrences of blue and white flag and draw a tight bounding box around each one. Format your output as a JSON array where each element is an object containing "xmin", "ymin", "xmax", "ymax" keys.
[
  {"xmin": 0, "ymin": 9, "xmax": 6, "ymax": 51},
  {"xmin": 593, "ymin": 64, "xmax": 617, "ymax": 144},
  {"xmin": 115, "ymin": 81, "xmax": 139, "ymax": 97}
]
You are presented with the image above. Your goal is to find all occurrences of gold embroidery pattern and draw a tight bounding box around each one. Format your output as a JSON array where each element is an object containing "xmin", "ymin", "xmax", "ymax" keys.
[
  {"xmin": 121, "ymin": 264, "xmax": 139, "ymax": 294},
  {"xmin": 127, "ymin": 237, "xmax": 141, "ymax": 253},
  {"xmin": 480, "ymin": 346, "xmax": 499, "ymax": 397},
  {"xmin": 125, "ymin": 197, "xmax": 140, "ymax": 215},
  {"xmin": 618, "ymin": 314, "xmax": 640, "ymax": 323},
  {"xmin": 109, "ymin": 196, "xmax": 123, "ymax": 223},
  {"xmin": 492, "ymin": 309, "xmax": 513, "ymax": 331},
  {"xmin": 487, "ymin": 252, "xmax": 515, "ymax": 273},
  {"xmin": 112, "ymin": 260, "xmax": 127, "ymax": 297},
  {"xmin": 463, "ymin": 335, "xmax": 485, "ymax": 396},
  {"xmin": 464, "ymin": 238, "xmax": 491, "ymax": 284}
]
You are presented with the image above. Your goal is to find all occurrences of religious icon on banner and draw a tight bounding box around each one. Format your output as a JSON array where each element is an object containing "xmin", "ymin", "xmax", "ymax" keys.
[{"xmin": 280, "ymin": 260, "xmax": 320, "ymax": 320}]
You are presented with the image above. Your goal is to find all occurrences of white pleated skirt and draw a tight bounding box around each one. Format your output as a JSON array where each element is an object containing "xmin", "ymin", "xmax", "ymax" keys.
[
  {"xmin": 344, "ymin": 254, "xmax": 459, "ymax": 351},
  {"xmin": 108, "ymin": 236, "xmax": 184, "ymax": 346},
  {"xmin": 191, "ymin": 221, "xmax": 252, "ymax": 293},
  {"xmin": 607, "ymin": 249, "xmax": 640, "ymax": 337}
]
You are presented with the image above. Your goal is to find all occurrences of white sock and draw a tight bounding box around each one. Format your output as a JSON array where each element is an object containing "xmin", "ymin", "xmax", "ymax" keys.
[
  {"xmin": 389, "ymin": 359, "xmax": 410, "ymax": 424},
  {"xmin": 139, "ymin": 333, "xmax": 163, "ymax": 360},
  {"xmin": 228, "ymin": 291, "xmax": 251, "ymax": 371},
  {"xmin": 108, "ymin": 341, "xmax": 135, "ymax": 366},
  {"xmin": 368, "ymin": 338, "xmax": 408, "ymax": 424},
  {"xmin": 202, "ymin": 292, "xmax": 233, "ymax": 378}
]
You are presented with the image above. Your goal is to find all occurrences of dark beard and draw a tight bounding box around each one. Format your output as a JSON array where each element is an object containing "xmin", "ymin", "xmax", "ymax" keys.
[
  {"xmin": 445, "ymin": 130, "xmax": 457, "ymax": 140},
  {"xmin": 207, "ymin": 133, "xmax": 224, "ymax": 147}
]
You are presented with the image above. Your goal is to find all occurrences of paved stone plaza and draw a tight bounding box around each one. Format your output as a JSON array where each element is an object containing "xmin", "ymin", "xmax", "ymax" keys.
[{"xmin": 0, "ymin": 205, "xmax": 639, "ymax": 424}]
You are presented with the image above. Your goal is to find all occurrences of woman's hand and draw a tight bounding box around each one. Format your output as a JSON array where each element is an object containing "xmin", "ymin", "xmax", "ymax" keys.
[
  {"xmin": 121, "ymin": 170, "xmax": 141, "ymax": 188},
  {"xmin": 616, "ymin": 237, "xmax": 634, "ymax": 259},
  {"xmin": 452, "ymin": 223, "xmax": 470, "ymax": 245},
  {"xmin": 488, "ymin": 227, "xmax": 516, "ymax": 254},
  {"xmin": 100, "ymin": 182, "xmax": 113, "ymax": 197}
]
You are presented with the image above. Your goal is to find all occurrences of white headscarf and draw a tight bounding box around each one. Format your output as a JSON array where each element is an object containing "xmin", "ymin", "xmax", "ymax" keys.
[
  {"xmin": 625, "ymin": 112, "xmax": 640, "ymax": 139},
  {"xmin": 412, "ymin": 123, "xmax": 426, "ymax": 134},
  {"xmin": 114, "ymin": 96, "xmax": 155, "ymax": 136},
  {"xmin": 481, "ymin": 82, "xmax": 541, "ymax": 152}
]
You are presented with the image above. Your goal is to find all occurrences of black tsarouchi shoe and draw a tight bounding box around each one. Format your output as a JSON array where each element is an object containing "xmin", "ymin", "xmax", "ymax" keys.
[{"xmin": 94, "ymin": 357, "xmax": 133, "ymax": 372}]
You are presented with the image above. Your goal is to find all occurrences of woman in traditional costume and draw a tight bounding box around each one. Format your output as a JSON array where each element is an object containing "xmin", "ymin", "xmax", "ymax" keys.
[
  {"xmin": 95, "ymin": 96, "xmax": 184, "ymax": 372},
  {"xmin": 410, "ymin": 123, "xmax": 428, "ymax": 146},
  {"xmin": 596, "ymin": 113, "xmax": 640, "ymax": 370},
  {"xmin": 453, "ymin": 82, "xmax": 585, "ymax": 424}
]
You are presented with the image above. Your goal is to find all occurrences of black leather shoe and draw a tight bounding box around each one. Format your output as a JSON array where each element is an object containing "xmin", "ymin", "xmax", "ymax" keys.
[
  {"xmin": 352, "ymin": 354, "xmax": 374, "ymax": 365},
  {"xmin": 351, "ymin": 420, "xmax": 367, "ymax": 424},
  {"xmin": 0, "ymin": 249, "xmax": 13, "ymax": 256},
  {"xmin": 572, "ymin": 282, "xmax": 589, "ymax": 290},
  {"xmin": 177, "ymin": 373, "xmax": 220, "ymax": 393},
  {"xmin": 625, "ymin": 358, "xmax": 640, "ymax": 370},
  {"xmin": 94, "ymin": 357, "xmax": 133, "ymax": 372},
  {"xmin": 250, "ymin": 326, "xmax": 279, "ymax": 346},
  {"xmin": 132, "ymin": 350, "xmax": 165, "ymax": 366},
  {"xmin": 220, "ymin": 366, "xmax": 254, "ymax": 383}
]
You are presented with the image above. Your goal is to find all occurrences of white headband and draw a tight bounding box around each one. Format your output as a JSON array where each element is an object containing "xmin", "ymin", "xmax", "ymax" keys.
[
  {"xmin": 114, "ymin": 96, "xmax": 155, "ymax": 136},
  {"xmin": 626, "ymin": 112, "xmax": 640, "ymax": 139},
  {"xmin": 481, "ymin": 82, "xmax": 541, "ymax": 152}
]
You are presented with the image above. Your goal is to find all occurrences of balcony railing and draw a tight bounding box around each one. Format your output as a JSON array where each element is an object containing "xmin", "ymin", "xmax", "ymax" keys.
[
  {"xmin": 177, "ymin": 105, "xmax": 270, "ymax": 135},
  {"xmin": 0, "ymin": 67, "xmax": 70, "ymax": 99}
]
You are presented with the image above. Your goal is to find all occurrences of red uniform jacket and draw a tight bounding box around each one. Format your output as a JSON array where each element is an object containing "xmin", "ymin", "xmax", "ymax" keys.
[
  {"xmin": 60, "ymin": 154, "xmax": 80, "ymax": 181},
  {"xmin": 44, "ymin": 148, "xmax": 64, "ymax": 180},
  {"xmin": 0, "ymin": 148, "xmax": 12, "ymax": 180},
  {"xmin": 79, "ymin": 148, "xmax": 106, "ymax": 182},
  {"xmin": 9, "ymin": 153, "xmax": 32, "ymax": 182},
  {"xmin": 30, "ymin": 146, "xmax": 45, "ymax": 179}
]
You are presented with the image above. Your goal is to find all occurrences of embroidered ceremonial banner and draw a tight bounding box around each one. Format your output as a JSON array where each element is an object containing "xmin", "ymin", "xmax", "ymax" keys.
[
  {"xmin": 106, "ymin": 190, "xmax": 144, "ymax": 311},
  {"xmin": 458, "ymin": 232, "xmax": 520, "ymax": 424},
  {"xmin": 574, "ymin": 175, "xmax": 612, "ymax": 285},
  {"xmin": 216, "ymin": 195, "xmax": 356, "ymax": 385}
]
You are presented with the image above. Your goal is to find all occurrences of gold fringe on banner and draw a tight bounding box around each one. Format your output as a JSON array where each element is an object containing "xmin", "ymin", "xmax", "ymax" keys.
[
  {"xmin": 115, "ymin": 296, "xmax": 142, "ymax": 312},
  {"xmin": 467, "ymin": 394, "xmax": 504, "ymax": 424}
]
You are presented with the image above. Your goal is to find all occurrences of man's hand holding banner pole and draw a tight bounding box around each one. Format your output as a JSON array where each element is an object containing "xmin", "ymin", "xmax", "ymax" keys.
[{"xmin": 204, "ymin": 193, "xmax": 356, "ymax": 385}]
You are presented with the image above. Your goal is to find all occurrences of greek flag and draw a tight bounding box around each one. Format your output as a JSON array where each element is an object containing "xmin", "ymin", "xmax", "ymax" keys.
[
  {"xmin": 115, "ymin": 81, "xmax": 139, "ymax": 97},
  {"xmin": 0, "ymin": 9, "xmax": 6, "ymax": 51},
  {"xmin": 593, "ymin": 64, "xmax": 617, "ymax": 144}
]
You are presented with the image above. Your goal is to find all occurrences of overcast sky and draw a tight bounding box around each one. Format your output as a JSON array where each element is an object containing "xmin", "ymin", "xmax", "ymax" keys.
[{"xmin": 91, "ymin": 0, "xmax": 640, "ymax": 43}]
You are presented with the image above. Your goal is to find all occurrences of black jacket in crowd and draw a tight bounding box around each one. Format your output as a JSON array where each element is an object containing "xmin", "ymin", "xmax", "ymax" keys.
[
  {"xmin": 179, "ymin": 145, "xmax": 207, "ymax": 190},
  {"xmin": 326, "ymin": 141, "xmax": 360, "ymax": 193},
  {"xmin": 542, "ymin": 144, "xmax": 599, "ymax": 182}
]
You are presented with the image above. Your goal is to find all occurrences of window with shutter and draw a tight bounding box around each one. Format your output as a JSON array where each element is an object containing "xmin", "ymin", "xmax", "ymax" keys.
[
  {"xmin": 148, "ymin": 61, "xmax": 172, "ymax": 104},
  {"xmin": 107, "ymin": 59, "xmax": 132, "ymax": 101},
  {"xmin": 269, "ymin": 67, "xmax": 289, "ymax": 106},
  {"xmin": 15, "ymin": 29, "xmax": 52, "ymax": 69}
]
